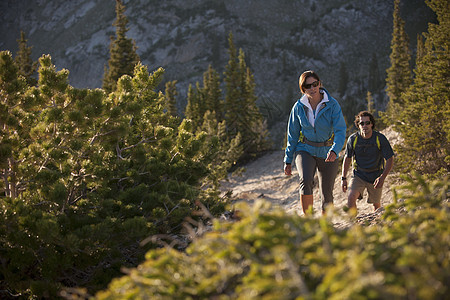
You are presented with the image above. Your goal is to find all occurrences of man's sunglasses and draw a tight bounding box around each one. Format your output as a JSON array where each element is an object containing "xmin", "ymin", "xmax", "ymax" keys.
[
  {"xmin": 359, "ymin": 121, "xmax": 371, "ymax": 126},
  {"xmin": 303, "ymin": 80, "xmax": 320, "ymax": 89}
]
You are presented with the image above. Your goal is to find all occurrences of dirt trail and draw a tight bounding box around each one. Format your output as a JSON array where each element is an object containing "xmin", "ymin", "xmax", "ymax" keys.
[{"xmin": 220, "ymin": 128, "xmax": 400, "ymax": 226}]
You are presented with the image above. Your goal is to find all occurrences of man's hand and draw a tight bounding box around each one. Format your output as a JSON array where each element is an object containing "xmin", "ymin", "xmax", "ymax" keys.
[
  {"xmin": 325, "ymin": 151, "xmax": 337, "ymax": 162},
  {"xmin": 373, "ymin": 176, "xmax": 385, "ymax": 189},
  {"xmin": 284, "ymin": 164, "xmax": 292, "ymax": 176},
  {"xmin": 374, "ymin": 157, "xmax": 393, "ymax": 189},
  {"xmin": 342, "ymin": 178, "xmax": 347, "ymax": 192}
]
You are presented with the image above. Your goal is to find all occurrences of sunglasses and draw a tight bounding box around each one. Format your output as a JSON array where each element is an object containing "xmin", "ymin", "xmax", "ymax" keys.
[
  {"xmin": 303, "ymin": 80, "xmax": 320, "ymax": 89},
  {"xmin": 359, "ymin": 121, "xmax": 371, "ymax": 126}
]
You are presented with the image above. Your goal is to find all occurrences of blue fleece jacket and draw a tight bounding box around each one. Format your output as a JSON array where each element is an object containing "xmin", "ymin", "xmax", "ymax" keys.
[{"xmin": 284, "ymin": 88, "xmax": 347, "ymax": 164}]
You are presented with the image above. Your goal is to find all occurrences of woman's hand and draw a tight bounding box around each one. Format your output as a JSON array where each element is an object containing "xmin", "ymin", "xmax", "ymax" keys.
[
  {"xmin": 325, "ymin": 151, "xmax": 337, "ymax": 162},
  {"xmin": 284, "ymin": 163, "xmax": 292, "ymax": 176}
]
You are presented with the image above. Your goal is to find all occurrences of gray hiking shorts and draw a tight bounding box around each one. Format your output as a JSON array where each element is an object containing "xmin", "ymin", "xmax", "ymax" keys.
[{"xmin": 295, "ymin": 151, "xmax": 339, "ymax": 210}]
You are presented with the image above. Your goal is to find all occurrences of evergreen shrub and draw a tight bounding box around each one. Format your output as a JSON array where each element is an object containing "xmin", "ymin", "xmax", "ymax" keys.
[
  {"xmin": 96, "ymin": 173, "xmax": 449, "ymax": 299},
  {"xmin": 0, "ymin": 53, "xmax": 231, "ymax": 298}
]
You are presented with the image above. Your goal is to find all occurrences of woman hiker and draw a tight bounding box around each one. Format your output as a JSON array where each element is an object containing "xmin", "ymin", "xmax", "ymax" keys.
[{"xmin": 284, "ymin": 70, "xmax": 347, "ymax": 215}]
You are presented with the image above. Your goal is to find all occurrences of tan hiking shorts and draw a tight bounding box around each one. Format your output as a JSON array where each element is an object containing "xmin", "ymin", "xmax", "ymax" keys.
[{"xmin": 349, "ymin": 175, "xmax": 382, "ymax": 204}]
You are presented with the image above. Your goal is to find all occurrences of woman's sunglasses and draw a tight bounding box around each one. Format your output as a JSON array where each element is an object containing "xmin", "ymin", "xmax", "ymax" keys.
[{"xmin": 303, "ymin": 80, "xmax": 320, "ymax": 89}]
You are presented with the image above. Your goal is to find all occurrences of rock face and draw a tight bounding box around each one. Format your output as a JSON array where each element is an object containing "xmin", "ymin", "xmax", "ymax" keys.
[{"xmin": 0, "ymin": 0, "xmax": 435, "ymax": 118}]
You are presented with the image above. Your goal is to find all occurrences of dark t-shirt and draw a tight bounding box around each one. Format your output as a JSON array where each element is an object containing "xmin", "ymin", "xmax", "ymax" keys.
[{"xmin": 345, "ymin": 131, "xmax": 394, "ymax": 183}]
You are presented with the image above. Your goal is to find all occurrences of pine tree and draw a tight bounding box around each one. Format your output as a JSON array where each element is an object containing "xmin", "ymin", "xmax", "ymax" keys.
[
  {"xmin": 415, "ymin": 33, "xmax": 426, "ymax": 66},
  {"xmin": 14, "ymin": 31, "xmax": 37, "ymax": 86},
  {"xmin": 0, "ymin": 51, "xmax": 31, "ymax": 198},
  {"xmin": 239, "ymin": 52, "xmax": 270, "ymax": 154},
  {"xmin": 185, "ymin": 65, "xmax": 223, "ymax": 129},
  {"xmin": 224, "ymin": 33, "xmax": 270, "ymax": 159},
  {"xmin": 202, "ymin": 64, "xmax": 223, "ymax": 121},
  {"xmin": 183, "ymin": 64, "xmax": 242, "ymax": 178},
  {"xmin": 185, "ymin": 83, "xmax": 202, "ymax": 128},
  {"xmin": 366, "ymin": 91, "xmax": 374, "ymax": 114},
  {"xmin": 224, "ymin": 32, "xmax": 242, "ymax": 137},
  {"xmin": 26, "ymin": 54, "xmax": 85, "ymax": 211},
  {"xmin": 165, "ymin": 80, "xmax": 178, "ymax": 117},
  {"xmin": 393, "ymin": 0, "xmax": 449, "ymax": 175},
  {"xmin": 385, "ymin": 0, "xmax": 412, "ymax": 116},
  {"xmin": 1, "ymin": 59, "xmax": 232, "ymax": 298},
  {"xmin": 368, "ymin": 53, "xmax": 382, "ymax": 93},
  {"xmin": 102, "ymin": 0, "xmax": 140, "ymax": 94},
  {"xmin": 199, "ymin": 110, "xmax": 243, "ymax": 188}
]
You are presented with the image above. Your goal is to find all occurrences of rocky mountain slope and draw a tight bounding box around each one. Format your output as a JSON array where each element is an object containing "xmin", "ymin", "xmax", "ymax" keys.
[{"xmin": 0, "ymin": 0, "xmax": 435, "ymax": 124}]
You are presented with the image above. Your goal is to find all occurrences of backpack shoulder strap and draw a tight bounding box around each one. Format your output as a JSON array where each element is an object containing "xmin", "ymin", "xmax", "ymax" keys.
[
  {"xmin": 353, "ymin": 132, "xmax": 381, "ymax": 150},
  {"xmin": 374, "ymin": 131, "xmax": 381, "ymax": 150},
  {"xmin": 352, "ymin": 134, "xmax": 359, "ymax": 170},
  {"xmin": 352, "ymin": 134, "xmax": 358, "ymax": 149}
]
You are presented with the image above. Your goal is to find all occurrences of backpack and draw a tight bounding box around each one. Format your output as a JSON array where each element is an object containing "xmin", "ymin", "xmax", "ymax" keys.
[{"xmin": 352, "ymin": 132, "xmax": 384, "ymax": 172}]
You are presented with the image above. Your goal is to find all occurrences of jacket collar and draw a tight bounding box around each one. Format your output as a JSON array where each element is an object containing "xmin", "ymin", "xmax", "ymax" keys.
[{"xmin": 300, "ymin": 88, "xmax": 329, "ymax": 109}]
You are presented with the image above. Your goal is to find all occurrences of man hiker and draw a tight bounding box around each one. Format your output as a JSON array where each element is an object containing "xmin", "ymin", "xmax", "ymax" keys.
[{"xmin": 341, "ymin": 111, "xmax": 394, "ymax": 212}]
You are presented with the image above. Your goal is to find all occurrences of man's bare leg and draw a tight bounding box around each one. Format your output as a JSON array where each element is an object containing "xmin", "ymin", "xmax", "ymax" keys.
[{"xmin": 347, "ymin": 190, "xmax": 360, "ymax": 214}]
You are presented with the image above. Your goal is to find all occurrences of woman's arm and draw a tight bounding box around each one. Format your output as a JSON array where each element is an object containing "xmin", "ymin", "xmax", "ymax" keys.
[
  {"xmin": 329, "ymin": 102, "xmax": 347, "ymax": 156},
  {"xmin": 284, "ymin": 104, "xmax": 301, "ymax": 164}
]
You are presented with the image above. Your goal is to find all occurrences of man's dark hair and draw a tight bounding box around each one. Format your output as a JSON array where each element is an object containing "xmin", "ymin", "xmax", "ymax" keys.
[{"xmin": 354, "ymin": 111, "xmax": 376, "ymax": 130}]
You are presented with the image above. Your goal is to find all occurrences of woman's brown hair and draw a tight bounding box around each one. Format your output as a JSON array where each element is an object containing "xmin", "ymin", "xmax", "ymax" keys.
[{"xmin": 299, "ymin": 70, "xmax": 321, "ymax": 93}]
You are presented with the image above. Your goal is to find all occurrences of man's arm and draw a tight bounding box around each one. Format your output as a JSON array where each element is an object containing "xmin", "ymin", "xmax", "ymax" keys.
[
  {"xmin": 374, "ymin": 156, "xmax": 394, "ymax": 189},
  {"xmin": 341, "ymin": 155, "xmax": 352, "ymax": 192}
]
